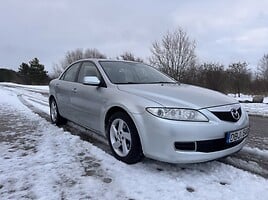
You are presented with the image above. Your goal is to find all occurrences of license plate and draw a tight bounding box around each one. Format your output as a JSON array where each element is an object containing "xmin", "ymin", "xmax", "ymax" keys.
[{"xmin": 226, "ymin": 127, "xmax": 249, "ymax": 144}]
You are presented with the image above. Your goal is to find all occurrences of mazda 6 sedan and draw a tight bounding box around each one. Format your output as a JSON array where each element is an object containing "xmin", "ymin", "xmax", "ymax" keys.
[{"xmin": 49, "ymin": 59, "xmax": 249, "ymax": 164}]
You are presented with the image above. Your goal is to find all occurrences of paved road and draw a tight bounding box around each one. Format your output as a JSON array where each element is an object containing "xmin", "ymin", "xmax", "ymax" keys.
[{"xmin": 220, "ymin": 115, "xmax": 268, "ymax": 178}]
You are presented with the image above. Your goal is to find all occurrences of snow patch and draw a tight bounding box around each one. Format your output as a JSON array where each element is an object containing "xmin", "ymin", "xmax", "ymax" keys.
[
  {"xmin": 241, "ymin": 103, "xmax": 268, "ymax": 117},
  {"xmin": 1, "ymin": 85, "xmax": 268, "ymax": 199},
  {"xmin": 242, "ymin": 146, "xmax": 268, "ymax": 160}
]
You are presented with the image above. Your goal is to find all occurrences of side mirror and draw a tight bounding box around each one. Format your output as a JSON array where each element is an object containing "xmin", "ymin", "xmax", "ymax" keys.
[{"xmin": 83, "ymin": 76, "xmax": 101, "ymax": 86}]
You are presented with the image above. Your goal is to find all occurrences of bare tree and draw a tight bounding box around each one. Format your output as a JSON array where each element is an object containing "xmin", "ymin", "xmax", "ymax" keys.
[
  {"xmin": 182, "ymin": 64, "xmax": 200, "ymax": 85},
  {"xmin": 257, "ymin": 54, "xmax": 268, "ymax": 80},
  {"xmin": 52, "ymin": 48, "xmax": 106, "ymax": 77},
  {"xmin": 150, "ymin": 27, "xmax": 196, "ymax": 81},
  {"xmin": 227, "ymin": 62, "xmax": 251, "ymax": 97},
  {"xmin": 118, "ymin": 51, "xmax": 143, "ymax": 62},
  {"xmin": 65, "ymin": 48, "xmax": 84, "ymax": 65},
  {"xmin": 84, "ymin": 48, "xmax": 106, "ymax": 59},
  {"xmin": 200, "ymin": 63, "xmax": 227, "ymax": 92}
]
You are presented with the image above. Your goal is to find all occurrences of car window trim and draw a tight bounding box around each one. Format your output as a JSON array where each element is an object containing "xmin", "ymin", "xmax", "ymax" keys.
[
  {"xmin": 77, "ymin": 61, "xmax": 107, "ymax": 87},
  {"xmin": 98, "ymin": 60, "xmax": 177, "ymax": 85},
  {"xmin": 59, "ymin": 62, "xmax": 82, "ymax": 82}
]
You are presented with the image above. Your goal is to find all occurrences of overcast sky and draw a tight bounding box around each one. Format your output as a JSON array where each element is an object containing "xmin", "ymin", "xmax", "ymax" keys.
[{"xmin": 1, "ymin": 0, "xmax": 268, "ymax": 73}]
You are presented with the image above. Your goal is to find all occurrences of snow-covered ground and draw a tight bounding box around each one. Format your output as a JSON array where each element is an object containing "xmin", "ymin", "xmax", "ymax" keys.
[
  {"xmin": 228, "ymin": 94, "xmax": 268, "ymax": 117},
  {"xmin": 242, "ymin": 147, "xmax": 268, "ymax": 160},
  {"xmin": 1, "ymin": 83, "xmax": 268, "ymax": 117},
  {"xmin": 241, "ymin": 103, "xmax": 268, "ymax": 117},
  {"xmin": 0, "ymin": 82, "xmax": 49, "ymax": 93},
  {"xmin": 228, "ymin": 94, "xmax": 268, "ymax": 104},
  {"xmin": 0, "ymin": 86, "xmax": 268, "ymax": 199}
]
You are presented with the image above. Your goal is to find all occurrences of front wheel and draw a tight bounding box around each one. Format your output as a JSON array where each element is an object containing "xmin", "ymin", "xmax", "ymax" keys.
[
  {"xmin": 50, "ymin": 98, "xmax": 66, "ymax": 125},
  {"xmin": 107, "ymin": 112, "xmax": 143, "ymax": 164}
]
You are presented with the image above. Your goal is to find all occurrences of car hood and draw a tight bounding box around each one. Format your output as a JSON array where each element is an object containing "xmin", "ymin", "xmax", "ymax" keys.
[{"xmin": 117, "ymin": 84, "xmax": 238, "ymax": 109}]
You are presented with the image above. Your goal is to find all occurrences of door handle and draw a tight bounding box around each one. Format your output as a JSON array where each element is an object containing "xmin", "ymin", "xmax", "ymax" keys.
[{"xmin": 72, "ymin": 88, "xmax": 77, "ymax": 93}]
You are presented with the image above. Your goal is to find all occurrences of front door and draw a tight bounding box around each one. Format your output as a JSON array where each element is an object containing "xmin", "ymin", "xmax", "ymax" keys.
[{"xmin": 70, "ymin": 61, "xmax": 107, "ymax": 132}]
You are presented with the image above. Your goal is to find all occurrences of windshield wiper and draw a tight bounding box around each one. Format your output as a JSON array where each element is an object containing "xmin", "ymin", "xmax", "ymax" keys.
[
  {"xmin": 115, "ymin": 82, "xmax": 142, "ymax": 84},
  {"xmin": 149, "ymin": 81, "xmax": 180, "ymax": 84},
  {"xmin": 115, "ymin": 81, "xmax": 180, "ymax": 85}
]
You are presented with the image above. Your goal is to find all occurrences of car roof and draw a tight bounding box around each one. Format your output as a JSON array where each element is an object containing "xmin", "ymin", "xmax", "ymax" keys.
[{"xmin": 73, "ymin": 58, "xmax": 140, "ymax": 64}]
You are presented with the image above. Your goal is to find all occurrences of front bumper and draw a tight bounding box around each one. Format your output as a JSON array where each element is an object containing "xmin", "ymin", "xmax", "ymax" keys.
[{"xmin": 131, "ymin": 107, "xmax": 249, "ymax": 163}]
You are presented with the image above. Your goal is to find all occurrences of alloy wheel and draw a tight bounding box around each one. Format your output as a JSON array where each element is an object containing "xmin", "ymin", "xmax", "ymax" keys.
[
  {"xmin": 50, "ymin": 100, "xmax": 58, "ymax": 123},
  {"xmin": 109, "ymin": 119, "xmax": 132, "ymax": 157}
]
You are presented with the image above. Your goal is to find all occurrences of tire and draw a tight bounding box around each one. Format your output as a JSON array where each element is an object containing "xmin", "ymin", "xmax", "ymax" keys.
[
  {"xmin": 107, "ymin": 112, "xmax": 143, "ymax": 164},
  {"xmin": 50, "ymin": 98, "xmax": 67, "ymax": 125}
]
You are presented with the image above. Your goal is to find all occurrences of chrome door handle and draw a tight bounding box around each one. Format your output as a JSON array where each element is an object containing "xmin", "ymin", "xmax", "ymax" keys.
[{"xmin": 72, "ymin": 88, "xmax": 77, "ymax": 93}]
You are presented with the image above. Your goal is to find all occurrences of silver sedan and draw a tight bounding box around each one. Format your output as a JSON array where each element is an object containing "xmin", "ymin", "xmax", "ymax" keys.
[{"xmin": 49, "ymin": 59, "xmax": 249, "ymax": 164}]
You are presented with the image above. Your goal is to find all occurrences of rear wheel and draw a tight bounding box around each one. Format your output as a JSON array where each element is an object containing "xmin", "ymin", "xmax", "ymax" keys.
[
  {"xmin": 107, "ymin": 112, "xmax": 143, "ymax": 164},
  {"xmin": 50, "ymin": 98, "xmax": 67, "ymax": 125}
]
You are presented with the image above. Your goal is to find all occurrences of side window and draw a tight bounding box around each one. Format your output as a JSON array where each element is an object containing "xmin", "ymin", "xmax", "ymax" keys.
[
  {"xmin": 61, "ymin": 63, "xmax": 80, "ymax": 82},
  {"xmin": 77, "ymin": 62, "xmax": 101, "ymax": 83}
]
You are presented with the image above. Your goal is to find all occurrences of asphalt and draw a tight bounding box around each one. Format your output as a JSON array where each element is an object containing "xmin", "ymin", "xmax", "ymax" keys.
[
  {"xmin": 247, "ymin": 115, "xmax": 268, "ymax": 150},
  {"xmin": 220, "ymin": 115, "xmax": 268, "ymax": 178}
]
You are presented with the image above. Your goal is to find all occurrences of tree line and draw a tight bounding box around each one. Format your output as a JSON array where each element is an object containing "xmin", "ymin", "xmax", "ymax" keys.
[
  {"xmin": 18, "ymin": 58, "xmax": 49, "ymax": 85},
  {"xmin": 148, "ymin": 27, "xmax": 268, "ymax": 96},
  {"xmin": 0, "ymin": 58, "xmax": 49, "ymax": 85},
  {"xmin": 52, "ymin": 27, "xmax": 268, "ymax": 95},
  {"xmin": 1, "ymin": 27, "xmax": 267, "ymax": 94}
]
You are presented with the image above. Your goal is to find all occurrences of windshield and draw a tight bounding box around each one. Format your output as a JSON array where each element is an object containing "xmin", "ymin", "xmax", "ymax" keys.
[{"xmin": 99, "ymin": 61, "xmax": 176, "ymax": 84}]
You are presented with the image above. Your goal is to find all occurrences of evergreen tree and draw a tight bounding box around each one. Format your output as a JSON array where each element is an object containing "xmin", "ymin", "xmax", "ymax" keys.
[
  {"xmin": 18, "ymin": 62, "xmax": 30, "ymax": 84},
  {"xmin": 0, "ymin": 68, "xmax": 22, "ymax": 83},
  {"xmin": 18, "ymin": 58, "xmax": 49, "ymax": 85},
  {"xmin": 28, "ymin": 58, "xmax": 49, "ymax": 85}
]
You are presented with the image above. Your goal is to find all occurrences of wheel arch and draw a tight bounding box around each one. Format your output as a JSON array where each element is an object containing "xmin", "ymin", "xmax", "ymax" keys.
[
  {"xmin": 104, "ymin": 106, "xmax": 130, "ymax": 133},
  {"xmin": 49, "ymin": 95, "xmax": 55, "ymax": 105},
  {"xmin": 104, "ymin": 106, "xmax": 144, "ymax": 151}
]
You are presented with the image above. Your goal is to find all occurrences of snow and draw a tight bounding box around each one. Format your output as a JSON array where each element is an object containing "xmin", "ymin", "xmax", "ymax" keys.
[
  {"xmin": 228, "ymin": 93, "xmax": 268, "ymax": 104},
  {"xmin": 2, "ymin": 83, "xmax": 268, "ymax": 117},
  {"xmin": 228, "ymin": 93, "xmax": 253, "ymax": 102},
  {"xmin": 241, "ymin": 103, "xmax": 268, "ymax": 117},
  {"xmin": 0, "ymin": 83, "xmax": 49, "ymax": 115},
  {"xmin": 0, "ymin": 85, "xmax": 268, "ymax": 199},
  {"xmin": 0, "ymin": 82, "xmax": 49, "ymax": 93},
  {"xmin": 242, "ymin": 147, "xmax": 268, "ymax": 160},
  {"xmin": 228, "ymin": 94, "xmax": 268, "ymax": 117},
  {"xmin": 21, "ymin": 93, "xmax": 50, "ymax": 115},
  {"xmin": 223, "ymin": 156, "xmax": 268, "ymax": 179}
]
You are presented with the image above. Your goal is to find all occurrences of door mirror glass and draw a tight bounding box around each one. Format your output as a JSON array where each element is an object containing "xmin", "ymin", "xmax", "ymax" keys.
[{"xmin": 83, "ymin": 76, "xmax": 101, "ymax": 86}]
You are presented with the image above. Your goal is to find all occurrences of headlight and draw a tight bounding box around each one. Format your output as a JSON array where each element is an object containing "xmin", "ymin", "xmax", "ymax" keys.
[{"xmin": 146, "ymin": 107, "xmax": 209, "ymax": 122}]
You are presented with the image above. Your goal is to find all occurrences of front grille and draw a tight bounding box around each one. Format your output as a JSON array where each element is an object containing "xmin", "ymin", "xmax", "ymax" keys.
[
  {"xmin": 174, "ymin": 137, "xmax": 245, "ymax": 153},
  {"xmin": 211, "ymin": 107, "xmax": 242, "ymax": 122}
]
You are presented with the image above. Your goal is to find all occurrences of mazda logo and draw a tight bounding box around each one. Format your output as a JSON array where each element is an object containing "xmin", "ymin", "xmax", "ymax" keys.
[{"xmin": 231, "ymin": 108, "xmax": 240, "ymax": 121}]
